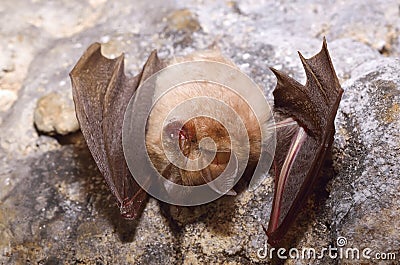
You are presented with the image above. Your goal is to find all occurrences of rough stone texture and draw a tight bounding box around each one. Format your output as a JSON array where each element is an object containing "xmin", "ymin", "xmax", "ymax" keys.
[
  {"xmin": 34, "ymin": 92, "xmax": 79, "ymax": 135},
  {"xmin": 328, "ymin": 58, "xmax": 400, "ymax": 264},
  {"xmin": 0, "ymin": 0, "xmax": 399, "ymax": 264}
]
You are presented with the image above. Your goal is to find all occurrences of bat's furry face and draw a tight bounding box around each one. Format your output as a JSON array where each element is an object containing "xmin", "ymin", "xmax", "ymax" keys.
[
  {"xmin": 145, "ymin": 82, "xmax": 263, "ymax": 191},
  {"xmin": 145, "ymin": 52, "xmax": 265, "ymax": 193}
]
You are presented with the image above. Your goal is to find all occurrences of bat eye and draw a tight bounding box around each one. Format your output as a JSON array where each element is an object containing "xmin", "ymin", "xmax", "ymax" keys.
[
  {"xmin": 164, "ymin": 121, "xmax": 184, "ymax": 139},
  {"xmin": 163, "ymin": 120, "xmax": 193, "ymax": 141}
]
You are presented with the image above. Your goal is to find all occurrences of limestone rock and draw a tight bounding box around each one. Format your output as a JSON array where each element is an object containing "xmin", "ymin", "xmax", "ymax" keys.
[{"xmin": 33, "ymin": 92, "xmax": 79, "ymax": 135}]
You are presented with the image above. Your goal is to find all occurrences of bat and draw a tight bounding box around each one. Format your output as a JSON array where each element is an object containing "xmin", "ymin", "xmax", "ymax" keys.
[
  {"xmin": 70, "ymin": 38, "xmax": 342, "ymax": 245},
  {"xmin": 266, "ymin": 37, "xmax": 343, "ymax": 245},
  {"xmin": 70, "ymin": 43, "xmax": 164, "ymax": 219},
  {"xmin": 144, "ymin": 50, "xmax": 265, "ymax": 197},
  {"xmin": 70, "ymin": 45, "xmax": 265, "ymax": 219}
]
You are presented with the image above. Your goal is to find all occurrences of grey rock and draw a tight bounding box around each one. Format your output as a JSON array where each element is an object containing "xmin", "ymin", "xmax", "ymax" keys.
[
  {"xmin": 0, "ymin": 145, "xmax": 177, "ymax": 264},
  {"xmin": 0, "ymin": 90, "xmax": 17, "ymax": 113},
  {"xmin": 327, "ymin": 58, "xmax": 400, "ymax": 263},
  {"xmin": 326, "ymin": 1, "xmax": 400, "ymax": 56}
]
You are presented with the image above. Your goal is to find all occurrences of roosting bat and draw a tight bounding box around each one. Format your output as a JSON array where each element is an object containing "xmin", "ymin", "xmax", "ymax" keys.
[
  {"xmin": 70, "ymin": 45, "xmax": 264, "ymax": 218},
  {"xmin": 266, "ymin": 38, "xmax": 343, "ymax": 245},
  {"xmin": 69, "ymin": 38, "xmax": 342, "ymax": 246}
]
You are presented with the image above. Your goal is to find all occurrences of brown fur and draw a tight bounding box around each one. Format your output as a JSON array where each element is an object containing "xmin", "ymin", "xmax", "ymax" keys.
[{"xmin": 145, "ymin": 51, "xmax": 265, "ymax": 189}]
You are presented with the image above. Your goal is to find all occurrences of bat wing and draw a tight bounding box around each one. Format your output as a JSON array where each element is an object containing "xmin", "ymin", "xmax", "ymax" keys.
[
  {"xmin": 267, "ymin": 38, "xmax": 343, "ymax": 245},
  {"xmin": 70, "ymin": 43, "xmax": 163, "ymax": 219}
]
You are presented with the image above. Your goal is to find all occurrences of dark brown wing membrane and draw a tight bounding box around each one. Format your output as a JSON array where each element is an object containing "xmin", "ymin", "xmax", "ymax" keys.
[
  {"xmin": 267, "ymin": 38, "xmax": 343, "ymax": 245},
  {"xmin": 270, "ymin": 68, "xmax": 322, "ymax": 136},
  {"xmin": 70, "ymin": 43, "xmax": 164, "ymax": 219}
]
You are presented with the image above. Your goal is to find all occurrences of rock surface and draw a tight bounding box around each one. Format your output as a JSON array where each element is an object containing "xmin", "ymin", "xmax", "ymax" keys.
[
  {"xmin": 328, "ymin": 58, "xmax": 400, "ymax": 263},
  {"xmin": 33, "ymin": 92, "xmax": 79, "ymax": 135},
  {"xmin": 0, "ymin": 0, "xmax": 399, "ymax": 264}
]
